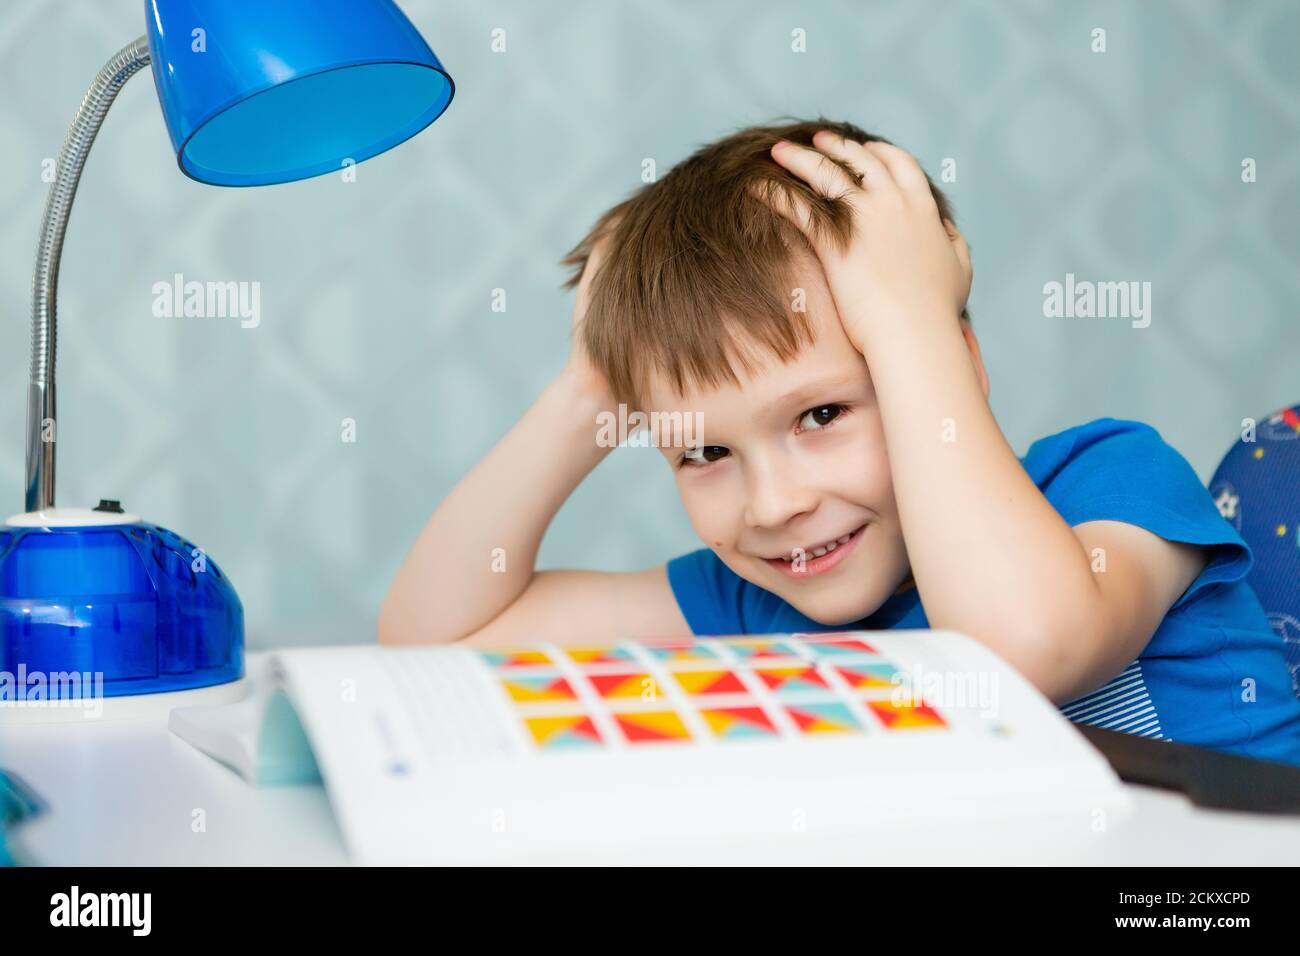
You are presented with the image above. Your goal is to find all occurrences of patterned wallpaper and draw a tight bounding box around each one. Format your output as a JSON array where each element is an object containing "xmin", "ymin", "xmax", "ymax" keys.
[{"xmin": 0, "ymin": 0, "xmax": 1295, "ymax": 648}]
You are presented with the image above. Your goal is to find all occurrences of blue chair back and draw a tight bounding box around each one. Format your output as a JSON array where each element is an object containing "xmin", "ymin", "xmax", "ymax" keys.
[{"xmin": 1210, "ymin": 405, "xmax": 1300, "ymax": 698}]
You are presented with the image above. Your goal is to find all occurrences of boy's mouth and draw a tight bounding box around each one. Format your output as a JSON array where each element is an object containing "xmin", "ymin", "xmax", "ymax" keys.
[{"xmin": 763, "ymin": 523, "xmax": 868, "ymax": 579}]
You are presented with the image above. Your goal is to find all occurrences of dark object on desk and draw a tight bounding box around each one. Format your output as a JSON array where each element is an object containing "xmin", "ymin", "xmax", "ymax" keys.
[{"xmin": 1077, "ymin": 724, "xmax": 1300, "ymax": 814}]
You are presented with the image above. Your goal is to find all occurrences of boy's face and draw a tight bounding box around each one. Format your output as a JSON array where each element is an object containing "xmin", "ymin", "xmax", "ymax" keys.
[{"xmin": 646, "ymin": 260, "xmax": 912, "ymax": 626}]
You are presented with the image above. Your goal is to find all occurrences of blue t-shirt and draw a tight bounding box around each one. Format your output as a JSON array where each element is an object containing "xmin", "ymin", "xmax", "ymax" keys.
[{"xmin": 667, "ymin": 418, "xmax": 1300, "ymax": 765}]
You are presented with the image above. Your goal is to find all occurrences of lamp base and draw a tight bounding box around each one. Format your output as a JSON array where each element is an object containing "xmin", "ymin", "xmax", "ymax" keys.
[{"xmin": 0, "ymin": 507, "xmax": 244, "ymax": 707}]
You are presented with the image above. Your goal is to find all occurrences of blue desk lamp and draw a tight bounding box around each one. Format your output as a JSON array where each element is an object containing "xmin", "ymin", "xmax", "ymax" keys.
[{"xmin": 0, "ymin": 0, "xmax": 453, "ymax": 704}]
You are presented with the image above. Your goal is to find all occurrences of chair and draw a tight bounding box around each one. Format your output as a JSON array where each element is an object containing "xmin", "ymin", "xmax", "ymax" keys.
[{"xmin": 1209, "ymin": 405, "xmax": 1300, "ymax": 697}]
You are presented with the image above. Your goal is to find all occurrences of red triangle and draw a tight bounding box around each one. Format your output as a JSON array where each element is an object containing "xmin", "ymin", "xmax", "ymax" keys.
[
  {"xmin": 587, "ymin": 673, "xmax": 637, "ymax": 696},
  {"xmin": 703, "ymin": 671, "xmax": 747, "ymax": 694}
]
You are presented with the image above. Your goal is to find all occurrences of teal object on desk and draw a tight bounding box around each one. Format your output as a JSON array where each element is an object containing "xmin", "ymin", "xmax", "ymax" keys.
[
  {"xmin": 4, "ymin": 0, "xmax": 455, "ymax": 703},
  {"xmin": 0, "ymin": 771, "xmax": 45, "ymax": 865}
]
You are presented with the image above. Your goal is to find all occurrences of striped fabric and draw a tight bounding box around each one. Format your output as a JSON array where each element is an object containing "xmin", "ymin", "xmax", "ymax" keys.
[{"xmin": 1060, "ymin": 660, "xmax": 1165, "ymax": 739}]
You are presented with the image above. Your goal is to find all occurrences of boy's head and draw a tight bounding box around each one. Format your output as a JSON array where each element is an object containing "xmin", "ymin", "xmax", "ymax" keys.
[{"xmin": 562, "ymin": 118, "xmax": 986, "ymax": 625}]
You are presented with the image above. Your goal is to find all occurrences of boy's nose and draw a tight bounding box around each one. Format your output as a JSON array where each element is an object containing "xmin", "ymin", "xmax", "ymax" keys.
[{"xmin": 742, "ymin": 459, "xmax": 818, "ymax": 531}]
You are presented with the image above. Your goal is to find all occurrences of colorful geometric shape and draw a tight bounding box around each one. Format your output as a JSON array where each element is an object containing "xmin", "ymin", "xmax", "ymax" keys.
[
  {"xmin": 523, "ymin": 714, "xmax": 603, "ymax": 749},
  {"xmin": 480, "ymin": 649, "xmax": 553, "ymax": 668},
  {"xmin": 722, "ymin": 638, "xmax": 800, "ymax": 661},
  {"xmin": 799, "ymin": 636, "xmax": 880, "ymax": 657},
  {"xmin": 562, "ymin": 646, "xmax": 637, "ymax": 665},
  {"xmin": 614, "ymin": 710, "xmax": 692, "ymax": 743},
  {"xmin": 833, "ymin": 662, "xmax": 901, "ymax": 689},
  {"xmin": 700, "ymin": 706, "xmax": 778, "ymax": 740},
  {"xmin": 670, "ymin": 669, "xmax": 749, "ymax": 696},
  {"xmin": 784, "ymin": 701, "xmax": 862, "ymax": 735},
  {"xmin": 587, "ymin": 672, "xmax": 661, "ymax": 702},
  {"xmin": 642, "ymin": 642, "xmax": 721, "ymax": 663},
  {"xmin": 498, "ymin": 673, "xmax": 577, "ymax": 703},
  {"xmin": 753, "ymin": 665, "xmax": 830, "ymax": 694},
  {"xmin": 866, "ymin": 698, "xmax": 947, "ymax": 730}
]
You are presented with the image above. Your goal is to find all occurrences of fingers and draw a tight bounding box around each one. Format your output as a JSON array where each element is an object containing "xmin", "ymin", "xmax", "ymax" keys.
[
  {"xmin": 574, "ymin": 234, "xmax": 613, "ymax": 326},
  {"xmin": 771, "ymin": 134, "xmax": 935, "ymax": 208},
  {"xmin": 810, "ymin": 129, "xmax": 892, "ymax": 192},
  {"xmin": 770, "ymin": 140, "xmax": 861, "ymax": 198},
  {"xmin": 863, "ymin": 141, "xmax": 932, "ymax": 198},
  {"xmin": 748, "ymin": 178, "xmax": 816, "ymax": 237},
  {"xmin": 945, "ymin": 218, "xmax": 974, "ymax": 300},
  {"xmin": 762, "ymin": 133, "xmax": 956, "ymax": 268}
]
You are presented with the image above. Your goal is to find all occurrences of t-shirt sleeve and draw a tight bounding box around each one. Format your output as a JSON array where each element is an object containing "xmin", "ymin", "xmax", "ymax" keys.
[
  {"xmin": 666, "ymin": 548, "xmax": 749, "ymax": 635},
  {"xmin": 1029, "ymin": 419, "xmax": 1253, "ymax": 611}
]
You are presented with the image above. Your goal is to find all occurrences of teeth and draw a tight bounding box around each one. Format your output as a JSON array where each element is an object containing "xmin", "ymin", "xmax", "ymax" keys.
[{"xmin": 774, "ymin": 527, "xmax": 861, "ymax": 562}]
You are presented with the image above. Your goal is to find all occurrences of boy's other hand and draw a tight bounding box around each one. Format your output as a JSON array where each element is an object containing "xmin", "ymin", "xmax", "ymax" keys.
[
  {"xmin": 762, "ymin": 131, "xmax": 972, "ymax": 353},
  {"xmin": 562, "ymin": 231, "xmax": 618, "ymax": 409}
]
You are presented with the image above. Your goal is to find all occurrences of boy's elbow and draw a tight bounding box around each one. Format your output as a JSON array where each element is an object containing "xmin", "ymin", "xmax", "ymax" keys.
[
  {"xmin": 378, "ymin": 589, "xmax": 468, "ymax": 646},
  {"xmin": 377, "ymin": 592, "xmax": 413, "ymax": 646},
  {"xmin": 376, "ymin": 604, "xmax": 399, "ymax": 646},
  {"xmin": 999, "ymin": 622, "xmax": 1115, "ymax": 706},
  {"xmin": 998, "ymin": 584, "xmax": 1115, "ymax": 702},
  {"xmin": 1010, "ymin": 645, "xmax": 1083, "ymax": 705},
  {"xmin": 963, "ymin": 611, "xmax": 1090, "ymax": 705}
]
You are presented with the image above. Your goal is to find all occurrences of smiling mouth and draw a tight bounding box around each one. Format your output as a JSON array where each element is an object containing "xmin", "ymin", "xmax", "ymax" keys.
[{"xmin": 762, "ymin": 523, "xmax": 868, "ymax": 579}]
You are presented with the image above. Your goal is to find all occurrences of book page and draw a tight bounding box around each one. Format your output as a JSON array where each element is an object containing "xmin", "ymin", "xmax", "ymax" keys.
[{"xmin": 271, "ymin": 631, "xmax": 1128, "ymax": 863}]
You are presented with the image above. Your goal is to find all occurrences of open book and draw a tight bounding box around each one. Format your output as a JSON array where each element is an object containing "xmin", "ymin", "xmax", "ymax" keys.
[{"xmin": 169, "ymin": 630, "xmax": 1131, "ymax": 864}]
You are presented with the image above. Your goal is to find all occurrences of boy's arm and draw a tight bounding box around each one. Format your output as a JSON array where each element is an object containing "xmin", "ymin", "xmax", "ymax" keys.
[
  {"xmin": 455, "ymin": 566, "xmax": 686, "ymax": 647},
  {"xmin": 379, "ymin": 369, "xmax": 690, "ymax": 646},
  {"xmin": 765, "ymin": 132, "xmax": 1207, "ymax": 703},
  {"xmin": 380, "ymin": 230, "xmax": 692, "ymax": 647},
  {"xmin": 848, "ymin": 314, "xmax": 1203, "ymax": 704}
]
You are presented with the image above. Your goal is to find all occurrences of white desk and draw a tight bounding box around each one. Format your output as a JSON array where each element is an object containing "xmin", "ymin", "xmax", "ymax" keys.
[{"xmin": 4, "ymin": 653, "xmax": 1300, "ymax": 865}]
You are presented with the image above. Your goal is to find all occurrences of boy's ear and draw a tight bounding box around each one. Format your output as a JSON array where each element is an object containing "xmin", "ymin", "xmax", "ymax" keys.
[{"xmin": 960, "ymin": 320, "xmax": 990, "ymax": 400}]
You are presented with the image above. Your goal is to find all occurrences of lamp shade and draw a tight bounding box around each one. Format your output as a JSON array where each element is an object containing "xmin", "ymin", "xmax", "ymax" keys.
[{"xmin": 145, "ymin": 0, "xmax": 454, "ymax": 186}]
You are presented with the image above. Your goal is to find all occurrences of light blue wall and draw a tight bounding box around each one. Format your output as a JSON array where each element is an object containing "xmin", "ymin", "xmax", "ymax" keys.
[{"xmin": 0, "ymin": 0, "xmax": 1295, "ymax": 647}]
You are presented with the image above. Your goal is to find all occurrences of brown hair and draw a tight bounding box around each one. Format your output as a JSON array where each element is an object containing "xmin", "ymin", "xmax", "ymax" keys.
[{"xmin": 561, "ymin": 117, "xmax": 965, "ymax": 410}]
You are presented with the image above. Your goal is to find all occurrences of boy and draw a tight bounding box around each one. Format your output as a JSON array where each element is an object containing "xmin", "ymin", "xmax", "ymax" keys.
[{"xmin": 381, "ymin": 119, "xmax": 1300, "ymax": 764}]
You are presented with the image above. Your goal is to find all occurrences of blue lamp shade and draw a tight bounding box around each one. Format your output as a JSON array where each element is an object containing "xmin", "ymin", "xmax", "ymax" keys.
[{"xmin": 146, "ymin": 0, "xmax": 454, "ymax": 186}]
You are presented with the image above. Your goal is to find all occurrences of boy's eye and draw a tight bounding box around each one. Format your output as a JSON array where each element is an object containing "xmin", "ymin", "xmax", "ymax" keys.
[
  {"xmin": 682, "ymin": 445, "xmax": 730, "ymax": 467},
  {"xmin": 798, "ymin": 404, "xmax": 846, "ymax": 431}
]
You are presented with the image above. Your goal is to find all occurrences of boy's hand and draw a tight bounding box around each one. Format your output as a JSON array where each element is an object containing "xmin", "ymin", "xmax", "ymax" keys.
[
  {"xmin": 562, "ymin": 231, "xmax": 618, "ymax": 408},
  {"xmin": 763, "ymin": 131, "xmax": 972, "ymax": 352}
]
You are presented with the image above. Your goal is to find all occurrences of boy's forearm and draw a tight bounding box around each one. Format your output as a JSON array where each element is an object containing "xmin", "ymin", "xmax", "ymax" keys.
[
  {"xmin": 857, "ymin": 315, "xmax": 1102, "ymax": 694},
  {"xmin": 379, "ymin": 371, "xmax": 615, "ymax": 645}
]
